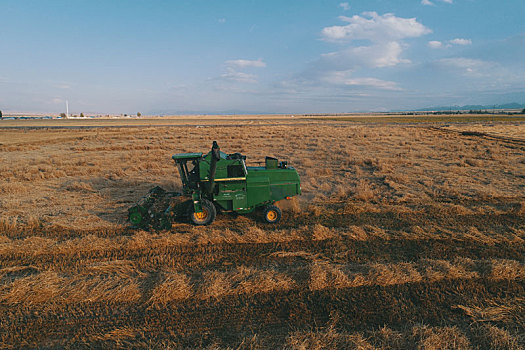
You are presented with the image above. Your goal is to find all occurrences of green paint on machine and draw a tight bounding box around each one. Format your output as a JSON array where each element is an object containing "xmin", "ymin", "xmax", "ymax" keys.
[{"xmin": 128, "ymin": 141, "xmax": 301, "ymax": 228}]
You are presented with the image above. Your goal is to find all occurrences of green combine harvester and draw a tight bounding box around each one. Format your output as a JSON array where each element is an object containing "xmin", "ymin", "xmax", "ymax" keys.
[{"xmin": 128, "ymin": 141, "xmax": 301, "ymax": 228}]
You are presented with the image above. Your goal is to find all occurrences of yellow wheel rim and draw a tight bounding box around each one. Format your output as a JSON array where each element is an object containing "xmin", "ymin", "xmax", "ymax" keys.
[
  {"xmin": 194, "ymin": 209, "xmax": 209, "ymax": 222},
  {"xmin": 266, "ymin": 210, "xmax": 277, "ymax": 221}
]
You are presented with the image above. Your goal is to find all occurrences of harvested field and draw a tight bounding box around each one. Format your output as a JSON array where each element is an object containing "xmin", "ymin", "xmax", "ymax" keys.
[{"xmin": 0, "ymin": 117, "xmax": 524, "ymax": 348}]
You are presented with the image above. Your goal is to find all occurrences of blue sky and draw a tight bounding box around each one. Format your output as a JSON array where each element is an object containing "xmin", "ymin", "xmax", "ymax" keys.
[{"xmin": 1, "ymin": 0, "xmax": 524, "ymax": 114}]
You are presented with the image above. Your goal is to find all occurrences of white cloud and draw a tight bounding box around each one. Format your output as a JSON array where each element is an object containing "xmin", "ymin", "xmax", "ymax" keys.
[
  {"xmin": 450, "ymin": 38, "xmax": 472, "ymax": 45},
  {"xmin": 339, "ymin": 2, "xmax": 350, "ymax": 11},
  {"xmin": 428, "ymin": 40, "xmax": 443, "ymax": 48},
  {"xmin": 283, "ymin": 12, "xmax": 431, "ymax": 96},
  {"xmin": 322, "ymin": 71, "xmax": 401, "ymax": 90},
  {"xmin": 55, "ymin": 83, "xmax": 72, "ymax": 89},
  {"xmin": 428, "ymin": 38, "xmax": 472, "ymax": 49},
  {"xmin": 318, "ymin": 13, "xmax": 429, "ymax": 69},
  {"xmin": 219, "ymin": 59, "xmax": 266, "ymax": 84},
  {"xmin": 225, "ymin": 59, "xmax": 266, "ymax": 68},
  {"xmin": 437, "ymin": 57, "xmax": 494, "ymax": 77},
  {"xmin": 322, "ymin": 41, "xmax": 410, "ymax": 68},
  {"xmin": 438, "ymin": 57, "xmax": 487, "ymax": 69},
  {"xmin": 51, "ymin": 98, "xmax": 64, "ymax": 104},
  {"xmin": 343, "ymin": 77, "xmax": 400, "ymax": 90},
  {"xmin": 220, "ymin": 68, "xmax": 257, "ymax": 83},
  {"xmin": 422, "ymin": 0, "xmax": 453, "ymax": 6},
  {"xmin": 218, "ymin": 18, "xmax": 226, "ymax": 24},
  {"xmin": 321, "ymin": 12, "xmax": 431, "ymax": 43}
]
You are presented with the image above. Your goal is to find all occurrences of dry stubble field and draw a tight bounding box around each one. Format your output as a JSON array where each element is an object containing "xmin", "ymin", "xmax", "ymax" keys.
[{"xmin": 0, "ymin": 117, "xmax": 524, "ymax": 349}]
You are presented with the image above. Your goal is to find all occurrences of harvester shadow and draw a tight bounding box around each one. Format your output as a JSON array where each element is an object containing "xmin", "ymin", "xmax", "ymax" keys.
[
  {"xmin": 81, "ymin": 176, "xmax": 255, "ymax": 229},
  {"xmin": 80, "ymin": 176, "xmax": 182, "ymax": 228},
  {"xmin": 65, "ymin": 176, "xmax": 298, "ymax": 230}
]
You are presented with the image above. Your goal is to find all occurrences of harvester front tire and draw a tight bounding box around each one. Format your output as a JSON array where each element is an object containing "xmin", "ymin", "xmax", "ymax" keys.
[
  {"xmin": 263, "ymin": 205, "xmax": 281, "ymax": 224},
  {"xmin": 188, "ymin": 199, "xmax": 216, "ymax": 226},
  {"xmin": 128, "ymin": 211, "xmax": 144, "ymax": 227}
]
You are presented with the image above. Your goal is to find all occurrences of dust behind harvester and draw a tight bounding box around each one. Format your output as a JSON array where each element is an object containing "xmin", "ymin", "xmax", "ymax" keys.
[{"xmin": 128, "ymin": 141, "xmax": 301, "ymax": 229}]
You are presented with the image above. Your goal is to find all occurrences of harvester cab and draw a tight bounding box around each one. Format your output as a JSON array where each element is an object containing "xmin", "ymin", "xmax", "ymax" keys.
[{"xmin": 128, "ymin": 141, "xmax": 301, "ymax": 228}]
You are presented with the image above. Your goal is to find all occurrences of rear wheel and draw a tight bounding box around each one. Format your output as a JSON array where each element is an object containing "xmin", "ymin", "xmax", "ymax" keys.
[
  {"xmin": 263, "ymin": 205, "xmax": 282, "ymax": 224},
  {"xmin": 188, "ymin": 199, "xmax": 216, "ymax": 225}
]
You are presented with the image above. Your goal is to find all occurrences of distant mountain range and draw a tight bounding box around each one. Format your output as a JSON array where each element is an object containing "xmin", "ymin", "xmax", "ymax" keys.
[
  {"xmin": 148, "ymin": 103, "xmax": 525, "ymax": 116},
  {"xmin": 414, "ymin": 102, "xmax": 525, "ymax": 112}
]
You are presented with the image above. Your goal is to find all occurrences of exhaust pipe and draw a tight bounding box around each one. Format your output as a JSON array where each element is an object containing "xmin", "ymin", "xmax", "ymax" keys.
[{"xmin": 208, "ymin": 141, "xmax": 221, "ymax": 193}]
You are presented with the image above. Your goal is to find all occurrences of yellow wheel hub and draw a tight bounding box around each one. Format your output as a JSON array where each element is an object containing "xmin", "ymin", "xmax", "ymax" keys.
[
  {"xmin": 266, "ymin": 210, "xmax": 277, "ymax": 221},
  {"xmin": 194, "ymin": 209, "xmax": 208, "ymax": 222}
]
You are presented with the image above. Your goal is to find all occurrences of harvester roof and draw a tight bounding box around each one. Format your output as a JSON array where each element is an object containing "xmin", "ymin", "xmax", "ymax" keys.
[{"xmin": 172, "ymin": 152, "xmax": 203, "ymax": 160}]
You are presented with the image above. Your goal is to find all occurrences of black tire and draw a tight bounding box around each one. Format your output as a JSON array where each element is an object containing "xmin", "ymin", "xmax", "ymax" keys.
[
  {"xmin": 188, "ymin": 199, "xmax": 216, "ymax": 225},
  {"xmin": 263, "ymin": 205, "xmax": 282, "ymax": 224}
]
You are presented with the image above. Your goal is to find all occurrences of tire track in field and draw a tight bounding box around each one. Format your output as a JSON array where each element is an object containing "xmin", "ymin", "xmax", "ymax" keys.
[
  {"xmin": 5, "ymin": 197, "xmax": 522, "ymax": 241},
  {"xmin": 428, "ymin": 126, "xmax": 525, "ymax": 147},
  {"xmin": 289, "ymin": 207, "xmax": 524, "ymax": 232},
  {"xmin": 1, "ymin": 278, "xmax": 523, "ymax": 348},
  {"xmin": 2, "ymin": 236, "xmax": 523, "ymax": 273}
]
